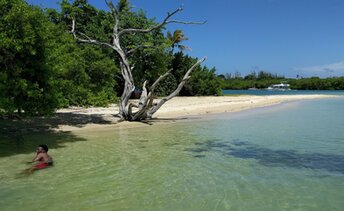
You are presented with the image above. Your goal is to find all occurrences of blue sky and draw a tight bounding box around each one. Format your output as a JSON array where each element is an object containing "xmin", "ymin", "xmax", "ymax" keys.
[{"xmin": 28, "ymin": 0, "xmax": 344, "ymax": 78}]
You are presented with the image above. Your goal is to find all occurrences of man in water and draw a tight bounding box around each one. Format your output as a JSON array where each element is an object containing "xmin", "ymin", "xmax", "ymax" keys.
[{"xmin": 23, "ymin": 144, "xmax": 53, "ymax": 174}]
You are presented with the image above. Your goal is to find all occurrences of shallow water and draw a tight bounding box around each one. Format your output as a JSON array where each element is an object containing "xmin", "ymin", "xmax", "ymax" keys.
[
  {"xmin": 223, "ymin": 89, "xmax": 344, "ymax": 96},
  {"xmin": 0, "ymin": 98, "xmax": 343, "ymax": 210}
]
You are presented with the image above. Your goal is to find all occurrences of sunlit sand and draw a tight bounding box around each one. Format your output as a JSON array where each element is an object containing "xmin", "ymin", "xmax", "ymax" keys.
[{"xmin": 56, "ymin": 95, "xmax": 338, "ymax": 131}]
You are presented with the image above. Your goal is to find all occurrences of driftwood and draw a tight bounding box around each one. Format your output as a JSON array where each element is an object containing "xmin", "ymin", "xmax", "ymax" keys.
[{"xmin": 71, "ymin": 1, "xmax": 206, "ymax": 121}]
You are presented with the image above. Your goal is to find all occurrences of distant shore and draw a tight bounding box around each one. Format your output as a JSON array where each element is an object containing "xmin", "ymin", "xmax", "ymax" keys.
[{"xmin": 56, "ymin": 94, "xmax": 339, "ymax": 132}]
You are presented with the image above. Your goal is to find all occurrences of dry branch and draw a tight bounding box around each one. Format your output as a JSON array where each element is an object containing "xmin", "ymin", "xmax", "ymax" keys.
[{"xmin": 146, "ymin": 57, "xmax": 207, "ymax": 117}]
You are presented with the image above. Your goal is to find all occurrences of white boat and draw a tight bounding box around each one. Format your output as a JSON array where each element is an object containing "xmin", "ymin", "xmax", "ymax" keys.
[{"xmin": 266, "ymin": 83, "xmax": 291, "ymax": 91}]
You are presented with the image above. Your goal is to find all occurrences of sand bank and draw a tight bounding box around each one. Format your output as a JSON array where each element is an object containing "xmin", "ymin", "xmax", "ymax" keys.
[{"xmin": 56, "ymin": 94, "xmax": 338, "ymax": 131}]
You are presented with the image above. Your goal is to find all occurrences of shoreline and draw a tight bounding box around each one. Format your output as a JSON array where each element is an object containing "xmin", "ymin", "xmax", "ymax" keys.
[{"xmin": 55, "ymin": 94, "xmax": 339, "ymax": 132}]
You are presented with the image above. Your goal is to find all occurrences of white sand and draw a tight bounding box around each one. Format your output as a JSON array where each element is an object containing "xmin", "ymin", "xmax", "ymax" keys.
[
  {"xmin": 56, "ymin": 94, "xmax": 338, "ymax": 131},
  {"xmin": 154, "ymin": 95, "xmax": 338, "ymax": 117}
]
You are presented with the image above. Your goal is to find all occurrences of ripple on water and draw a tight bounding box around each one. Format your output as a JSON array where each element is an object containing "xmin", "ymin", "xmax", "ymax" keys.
[{"xmin": 1, "ymin": 98, "xmax": 344, "ymax": 210}]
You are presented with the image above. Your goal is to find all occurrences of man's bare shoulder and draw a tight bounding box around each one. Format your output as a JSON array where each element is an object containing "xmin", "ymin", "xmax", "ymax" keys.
[{"xmin": 37, "ymin": 153, "xmax": 50, "ymax": 161}]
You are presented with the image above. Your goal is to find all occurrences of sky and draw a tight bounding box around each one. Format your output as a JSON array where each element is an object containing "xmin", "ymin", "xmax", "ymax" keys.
[{"xmin": 27, "ymin": 0, "xmax": 344, "ymax": 78}]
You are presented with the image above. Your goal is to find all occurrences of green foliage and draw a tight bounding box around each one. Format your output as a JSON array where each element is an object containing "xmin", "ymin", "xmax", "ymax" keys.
[
  {"xmin": 60, "ymin": 0, "xmax": 171, "ymax": 97},
  {"xmin": 289, "ymin": 77, "xmax": 344, "ymax": 90},
  {"xmin": 0, "ymin": 0, "xmax": 222, "ymax": 117},
  {"xmin": 117, "ymin": 0, "xmax": 131, "ymax": 13},
  {"xmin": 221, "ymin": 71, "xmax": 344, "ymax": 90},
  {"xmin": 57, "ymin": 0, "xmax": 220, "ymax": 99},
  {"xmin": 155, "ymin": 74, "xmax": 178, "ymax": 97},
  {"xmin": 170, "ymin": 52, "xmax": 222, "ymax": 96},
  {"xmin": 221, "ymin": 72, "xmax": 284, "ymax": 90},
  {"xmin": 0, "ymin": 0, "xmax": 120, "ymax": 116},
  {"xmin": 257, "ymin": 71, "xmax": 281, "ymax": 80},
  {"xmin": 46, "ymin": 2, "xmax": 119, "ymax": 107},
  {"xmin": 132, "ymin": 47, "xmax": 172, "ymax": 88},
  {"xmin": 60, "ymin": 0, "xmax": 113, "ymax": 43},
  {"xmin": 0, "ymin": 0, "xmax": 58, "ymax": 116},
  {"xmin": 171, "ymin": 52, "xmax": 195, "ymax": 82},
  {"xmin": 167, "ymin": 29, "xmax": 189, "ymax": 52},
  {"xmin": 186, "ymin": 66, "xmax": 222, "ymax": 96},
  {"xmin": 46, "ymin": 32, "xmax": 119, "ymax": 107},
  {"xmin": 122, "ymin": 10, "xmax": 171, "ymax": 87}
]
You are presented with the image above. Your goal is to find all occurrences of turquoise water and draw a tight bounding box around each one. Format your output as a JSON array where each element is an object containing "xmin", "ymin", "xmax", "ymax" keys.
[
  {"xmin": 0, "ymin": 98, "xmax": 343, "ymax": 210},
  {"xmin": 223, "ymin": 89, "xmax": 344, "ymax": 96}
]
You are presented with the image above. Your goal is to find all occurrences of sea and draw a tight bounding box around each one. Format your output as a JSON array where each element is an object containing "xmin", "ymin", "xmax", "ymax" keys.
[
  {"xmin": 0, "ymin": 91, "xmax": 343, "ymax": 210},
  {"xmin": 223, "ymin": 89, "xmax": 344, "ymax": 96}
]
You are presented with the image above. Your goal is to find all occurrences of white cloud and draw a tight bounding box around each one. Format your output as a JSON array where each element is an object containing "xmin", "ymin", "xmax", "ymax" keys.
[{"xmin": 294, "ymin": 61, "xmax": 344, "ymax": 78}]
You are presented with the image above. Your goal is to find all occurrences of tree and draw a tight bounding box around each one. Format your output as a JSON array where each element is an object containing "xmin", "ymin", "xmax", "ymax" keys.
[
  {"xmin": 244, "ymin": 71, "xmax": 257, "ymax": 80},
  {"xmin": 167, "ymin": 29, "xmax": 190, "ymax": 52},
  {"xmin": 170, "ymin": 52, "xmax": 221, "ymax": 96},
  {"xmin": 0, "ymin": 0, "xmax": 59, "ymax": 116},
  {"xmin": 46, "ymin": 1, "xmax": 121, "ymax": 107},
  {"xmin": 71, "ymin": 0, "xmax": 206, "ymax": 121},
  {"xmin": 185, "ymin": 66, "xmax": 222, "ymax": 96}
]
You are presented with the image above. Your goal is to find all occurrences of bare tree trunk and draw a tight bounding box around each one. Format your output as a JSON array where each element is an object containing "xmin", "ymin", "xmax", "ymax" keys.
[
  {"xmin": 71, "ymin": 1, "xmax": 206, "ymax": 121},
  {"xmin": 119, "ymin": 61, "xmax": 134, "ymax": 119}
]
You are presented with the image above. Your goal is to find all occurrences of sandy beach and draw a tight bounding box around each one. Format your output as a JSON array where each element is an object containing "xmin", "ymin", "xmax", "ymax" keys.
[{"xmin": 55, "ymin": 94, "xmax": 338, "ymax": 131}]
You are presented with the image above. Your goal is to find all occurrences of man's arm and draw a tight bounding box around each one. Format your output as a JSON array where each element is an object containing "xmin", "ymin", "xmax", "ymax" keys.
[{"xmin": 31, "ymin": 153, "xmax": 43, "ymax": 162}]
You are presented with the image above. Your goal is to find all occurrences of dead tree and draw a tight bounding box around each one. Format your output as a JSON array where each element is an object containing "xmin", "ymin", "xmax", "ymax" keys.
[{"xmin": 71, "ymin": 1, "xmax": 206, "ymax": 121}]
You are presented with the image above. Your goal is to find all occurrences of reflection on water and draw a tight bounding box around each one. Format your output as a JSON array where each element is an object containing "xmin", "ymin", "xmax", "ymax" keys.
[{"xmin": 0, "ymin": 98, "xmax": 344, "ymax": 210}]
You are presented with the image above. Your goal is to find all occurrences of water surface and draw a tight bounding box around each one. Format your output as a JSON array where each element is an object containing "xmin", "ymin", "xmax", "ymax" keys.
[
  {"xmin": 222, "ymin": 89, "xmax": 344, "ymax": 96},
  {"xmin": 0, "ymin": 98, "xmax": 343, "ymax": 210}
]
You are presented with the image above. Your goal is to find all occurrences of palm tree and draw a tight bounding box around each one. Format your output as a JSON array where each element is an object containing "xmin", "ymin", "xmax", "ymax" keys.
[{"xmin": 167, "ymin": 29, "xmax": 191, "ymax": 52}]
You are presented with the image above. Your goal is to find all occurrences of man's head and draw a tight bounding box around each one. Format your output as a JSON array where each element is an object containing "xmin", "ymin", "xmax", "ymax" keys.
[{"xmin": 37, "ymin": 144, "xmax": 49, "ymax": 153}]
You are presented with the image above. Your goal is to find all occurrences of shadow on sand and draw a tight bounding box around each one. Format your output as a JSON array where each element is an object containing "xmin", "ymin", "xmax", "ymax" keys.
[
  {"xmin": 0, "ymin": 113, "xmax": 198, "ymax": 157},
  {"xmin": 185, "ymin": 139, "xmax": 344, "ymax": 174},
  {"xmin": 0, "ymin": 113, "xmax": 118, "ymax": 158}
]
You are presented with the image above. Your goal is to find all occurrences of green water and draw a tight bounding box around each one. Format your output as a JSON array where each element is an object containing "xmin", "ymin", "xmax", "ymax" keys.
[{"xmin": 0, "ymin": 99, "xmax": 343, "ymax": 210}]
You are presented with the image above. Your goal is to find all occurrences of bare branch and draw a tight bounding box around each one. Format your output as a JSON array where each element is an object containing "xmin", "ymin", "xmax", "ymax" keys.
[
  {"xmin": 142, "ymin": 68, "xmax": 172, "ymax": 108},
  {"xmin": 131, "ymin": 68, "xmax": 172, "ymax": 121},
  {"xmin": 166, "ymin": 56, "xmax": 206, "ymax": 100},
  {"xmin": 71, "ymin": 19, "xmax": 76, "ymax": 35},
  {"xmin": 131, "ymin": 81, "xmax": 149, "ymax": 120},
  {"xmin": 105, "ymin": 1, "xmax": 120, "ymax": 45},
  {"xmin": 147, "ymin": 57, "xmax": 207, "ymax": 117},
  {"xmin": 128, "ymin": 102, "xmax": 138, "ymax": 118},
  {"xmin": 138, "ymin": 81, "xmax": 148, "ymax": 109},
  {"xmin": 118, "ymin": 7, "xmax": 182, "ymax": 35},
  {"xmin": 150, "ymin": 68, "xmax": 173, "ymax": 91},
  {"xmin": 166, "ymin": 20, "xmax": 207, "ymax": 25},
  {"xmin": 118, "ymin": 7, "xmax": 205, "ymax": 36},
  {"xmin": 71, "ymin": 18, "xmax": 114, "ymax": 49}
]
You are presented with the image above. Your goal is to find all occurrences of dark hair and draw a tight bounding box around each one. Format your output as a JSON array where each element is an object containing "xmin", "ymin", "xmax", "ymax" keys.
[{"xmin": 39, "ymin": 144, "xmax": 48, "ymax": 152}]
